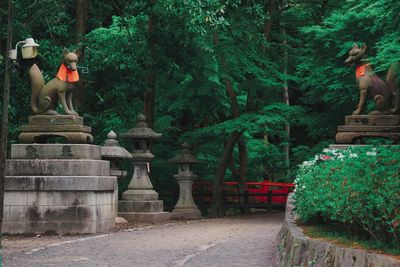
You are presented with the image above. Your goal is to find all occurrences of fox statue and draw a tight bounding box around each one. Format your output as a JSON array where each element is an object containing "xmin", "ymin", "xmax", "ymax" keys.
[
  {"xmin": 30, "ymin": 48, "xmax": 80, "ymax": 116},
  {"xmin": 345, "ymin": 43, "xmax": 399, "ymax": 115}
]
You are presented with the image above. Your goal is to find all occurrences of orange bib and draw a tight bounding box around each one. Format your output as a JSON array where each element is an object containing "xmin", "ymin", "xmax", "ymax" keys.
[
  {"xmin": 56, "ymin": 64, "xmax": 79, "ymax": 82},
  {"xmin": 355, "ymin": 64, "xmax": 369, "ymax": 78}
]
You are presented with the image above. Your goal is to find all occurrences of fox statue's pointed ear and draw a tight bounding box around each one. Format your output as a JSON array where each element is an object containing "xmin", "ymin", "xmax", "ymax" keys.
[
  {"xmin": 353, "ymin": 43, "xmax": 359, "ymax": 49},
  {"xmin": 73, "ymin": 48, "xmax": 81, "ymax": 58},
  {"xmin": 63, "ymin": 48, "xmax": 69, "ymax": 56},
  {"xmin": 361, "ymin": 43, "xmax": 367, "ymax": 50}
]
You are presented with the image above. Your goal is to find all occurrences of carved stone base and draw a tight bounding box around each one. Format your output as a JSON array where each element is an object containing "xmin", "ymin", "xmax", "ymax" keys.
[
  {"xmin": 2, "ymin": 144, "xmax": 117, "ymax": 235},
  {"xmin": 18, "ymin": 115, "xmax": 93, "ymax": 144},
  {"xmin": 171, "ymin": 208, "xmax": 201, "ymax": 220},
  {"xmin": 335, "ymin": 115, "xmax": 400, "ymax": 144}
]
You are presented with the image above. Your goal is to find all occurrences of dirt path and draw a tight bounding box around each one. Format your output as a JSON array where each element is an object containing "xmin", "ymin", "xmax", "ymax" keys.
[{"xmin": 2, "ymin": 211, "xmax": 284, "ymax": 267}]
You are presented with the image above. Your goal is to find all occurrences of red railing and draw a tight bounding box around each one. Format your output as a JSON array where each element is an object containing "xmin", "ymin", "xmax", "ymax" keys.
[{"xmin": 193, "ymin": 180, "xmax": 295, "ymax": 206}]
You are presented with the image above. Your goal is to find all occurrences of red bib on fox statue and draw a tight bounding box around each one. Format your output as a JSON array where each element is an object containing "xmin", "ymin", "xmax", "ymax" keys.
[
  {"xmin": 56, "ymin": 63, "xmax": 79, "ymax": 83},
  {"xmin": 355, "ymin": 64, "xmax": 369, "ymax": 78}
]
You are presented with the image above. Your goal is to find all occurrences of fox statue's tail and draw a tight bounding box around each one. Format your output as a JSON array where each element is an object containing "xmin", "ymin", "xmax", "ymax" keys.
[
  {"xmin": 387, "ymin": 62, "xmax": 400, "ymax": 114},
  {"xmin": 29, "ymin": 64, "xmax": 45, "ymax": 114}
]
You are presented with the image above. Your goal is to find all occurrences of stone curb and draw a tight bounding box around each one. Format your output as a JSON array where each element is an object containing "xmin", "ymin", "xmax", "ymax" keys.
[{"xmin": 275, "ymin": 193, "xmax": 400, "ymax": 267}]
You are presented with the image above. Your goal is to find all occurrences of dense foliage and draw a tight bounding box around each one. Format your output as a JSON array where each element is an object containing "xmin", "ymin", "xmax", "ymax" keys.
[
  {"xmin": 0, "ymin": 0, "xmax": 399, "ymax": 212},
  {"xmin": 294, "ymin": 146, "xmax": 400, "ymax": 249}
]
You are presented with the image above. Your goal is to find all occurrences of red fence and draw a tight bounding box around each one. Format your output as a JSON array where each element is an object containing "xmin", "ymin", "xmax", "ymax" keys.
[{"xmin": 192, "ymin": 180, "xmax": 295, "ymax": 209}]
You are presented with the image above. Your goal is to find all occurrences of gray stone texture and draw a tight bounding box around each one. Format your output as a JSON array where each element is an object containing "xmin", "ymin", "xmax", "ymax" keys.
[
  {"xmin": 11, "ymin": 144, "xmax": 102, "ymax": 160},
  {"xmin": 2, "ymin": 144, "xmax": 117, "ymax": 235},
  {"xmin": 6, "ymin": 159, "xmax": 110, "ymax": 176},
  {"xmin": 275, "ymin": 194, "xmax": 400, "ymax": 267}
]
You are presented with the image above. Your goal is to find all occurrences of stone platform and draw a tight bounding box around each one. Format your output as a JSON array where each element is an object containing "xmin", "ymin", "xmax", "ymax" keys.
[
  {"xmin": 2, "ymin": 144, "xmax": 117, "ymax": 235},
  {"xmin": 118, "ymin": 189, "xmax": 170, "ymax": 224},
  {"xmin": 18, "ymin": 115, "xmax": 93, "ymax": 144},
  {"xmin": 335, "ymin": 115, "xmax": 400, "ymax": 144}
]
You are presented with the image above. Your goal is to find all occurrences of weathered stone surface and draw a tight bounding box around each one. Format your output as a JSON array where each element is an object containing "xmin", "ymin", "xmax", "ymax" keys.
[
  {"xmin": 28, "ymin": 115, "xmax": 84, "ymax": 125},
  {"xmin": 335, "ymin": 131, "xmax": 400, "ymax": 144},
  {"xmin": 2, "ymin": 143, "xmax": 117, "ymax": 235},
  {"xmin": 275, "ymin": 194, "xmax": 400, "ymax": 267},
  {"xmin": 119, "ymin": 200, "xmax": 163, "ymax": 213},
  {"xmin": 171, "ymin": 208, "xmax": 201, "ymax": 220},
  {"xmin": 10, "ymin": 144, "xmax": 101, "ymax": 160},
  {"xmin": 19, "ymin": 115, "xmax": 93, "ymax": 144},
  {"xmin": 336, "ymin": 115, "xmax": 400, "ymax": 144},
  {"xmin": 122, "ymin": 189, "xmax": 159, "ymax": 201},
  {"xmin": 21, "ymin": 124, "xmax": 91, "ymax": 132},
  {"xmin": 19, "ymin": 132, "xmax": 93, "ymax": 144},
  {"xmin": 6, "ymin": 159, "xmax": 110, "ymax": 176},
  {"xmin": 345, "ymin": 115, "xmax": 400, "ymax": 125},
  {"xmin": 5, "ymin": 176, "xmax": 116, "ymax": 191},
  {"xmin": 118, "ymin": 212, "xmax": 170, "ymax": 224},
  {"xmin": 337, "ymin": 125, "xmax": 400, "ymax": 132}
]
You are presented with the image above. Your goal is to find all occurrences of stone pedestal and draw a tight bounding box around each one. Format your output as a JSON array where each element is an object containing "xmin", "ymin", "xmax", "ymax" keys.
[
  {"xmin": 18, "ymin": 115, "xmax": 93, "ymax": 144},
  {"xmin": 171, "ymin": 175, "xmax": 201, "ymax": 220},
  {"xmin": 118, "ymin": 162, "xmax": 170, "ymax": 223},
  {"xmin": 335, "ymin": 115, "xmax": 400, "ymax": 144},
  {"xmin": 2, "ymin": 144, "xmax": 117, "ymax": 235}
]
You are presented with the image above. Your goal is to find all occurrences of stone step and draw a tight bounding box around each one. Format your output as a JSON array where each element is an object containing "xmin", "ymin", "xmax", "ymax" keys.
[
  {"xmin": 345, "ymin": 115, "xmax": 400, "ymax": 125},
  {"xmin": 122, "ymin": 189, "xmax": 159, "ymax": 201},
  {"xmin": 337, "ymin": 125, "xmax": 400, "ymax": 132},
  {"xmin": 6, "ymin": 159, "xmax": 110, "ymax": 176},
  {"xmin": 118, "ymin": 212, "xmax": 170, "ymax": 223},
  {"xmin": 28, "ymin": 115, "xmax": 84, "ymax": 125},
  {"xmin": 118, "ymin": 200, "xmax": 163, "ymax": 213},
  {"xmin": 5, "ymin": 176, "xmax": 117, "ymax": 191},
  {"xmin": 11, "ymin": 144, "xmax": 102, "ymax": 160},
  {"xmin": 21, "ymin": 124, "xmax": 91, "ymax": 132}
]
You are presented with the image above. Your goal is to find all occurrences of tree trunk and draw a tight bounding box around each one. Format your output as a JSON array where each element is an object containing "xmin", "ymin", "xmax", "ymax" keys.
[
  {"xmin": 74, "ymin": 0, "xmax": 87, "ymax": 108},
  {"xmin": 75, "ymin": 0, "xmax": 87, "ymax": 42},
  {"xmin": 0, "ymin": 0, "xmax": 13, "ymax": 239},
  {"xmin": 210, "ymin": 131, "xmax": 242, "ymax": 217},
  {"xmin": 210, "ymin": 31, "xmax": 243, "ymax": 217},
  {"xmin": 262, "ymin": 0, "xmax": 276, "ymax": 53},
  {"xmin": 144, "ymin": 0, "xmax": 157, "ymax": 127},
  {"xmin": 237, "ymin": 138, "xmax": 249, "ymax": 213},
  {"xmin": 281, "ymin": 0, "xmax": 290, "ymax": 173}
]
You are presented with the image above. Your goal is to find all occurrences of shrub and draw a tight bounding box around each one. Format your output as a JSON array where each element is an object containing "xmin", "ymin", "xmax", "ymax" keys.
[{"xmin": 294, "ymin": 146, "xmax": 400, "ymax": 249}]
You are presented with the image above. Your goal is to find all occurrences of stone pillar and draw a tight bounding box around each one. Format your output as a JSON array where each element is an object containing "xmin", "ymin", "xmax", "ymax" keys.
[
  {"xmin": 118, "ymin": 114, "xmax": 170, "ymax": 223},
  {"xmin": 169, "ymin": 143, "xmax": 201, "ymax": 219}
]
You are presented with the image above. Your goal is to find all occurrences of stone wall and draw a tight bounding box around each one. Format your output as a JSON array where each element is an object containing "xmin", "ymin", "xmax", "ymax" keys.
[{"xmin": 275, "ymin": 194, "xmax": 400, "ymax": 267}]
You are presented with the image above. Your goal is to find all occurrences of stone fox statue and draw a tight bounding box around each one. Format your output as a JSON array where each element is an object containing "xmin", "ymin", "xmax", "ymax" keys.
[
  {"xmin": 30, "ymin": 48, "xmax": 80, "ymax": 115},
  {"xmin": 345, "ymin": 43, "xmax": 399, "ymax": 115}
]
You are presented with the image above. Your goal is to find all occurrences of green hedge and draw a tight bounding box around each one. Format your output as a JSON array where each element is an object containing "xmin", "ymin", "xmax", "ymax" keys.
[{"xmin": 294, "ymin": 146, "xmax": 400, "ymax": 249}]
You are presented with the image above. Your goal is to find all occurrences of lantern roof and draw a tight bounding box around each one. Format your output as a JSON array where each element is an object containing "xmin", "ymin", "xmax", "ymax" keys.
[
  {"xmin": 169, "ymin": 142, "xmax": 201, "ymax": 164},
  {"xmin": 101, "ymin": 130, "xmax": 132, "ymax": 159},
  {"xmin": 121, "ymin": 114, "xmax": 162, "ymax": 140}
]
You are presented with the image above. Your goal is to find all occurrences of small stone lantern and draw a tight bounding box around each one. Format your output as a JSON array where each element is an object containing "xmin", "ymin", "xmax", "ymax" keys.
[
  {"xmin": 169, "ymin": 142, "xmax": 202, "ymax": 219},
  {"xmin": 101, "ymin": 130, "xmax": 132, "ymax": 183},
  {"xmin": 120, "ymin": 114, "xmax": 161, "ymax": 194},
  {"xmin": 118, "ymin": 114, "xmax": 169, "ymax": 223}
]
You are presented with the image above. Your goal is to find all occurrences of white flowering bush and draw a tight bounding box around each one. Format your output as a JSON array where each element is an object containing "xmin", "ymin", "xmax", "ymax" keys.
[{"xmin": 294, "ymin": 146, "xmax": 400, "ymax": 249}]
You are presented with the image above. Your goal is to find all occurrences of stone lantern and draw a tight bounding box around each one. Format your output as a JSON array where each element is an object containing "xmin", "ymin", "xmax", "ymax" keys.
[
  {"xmin": 118, "ymin": 114, "xmax": 170, "ymax": 223},
  {"xmin": 169, "ymin": 142, "xmax": 202, "ymax": 219},
  {"xmin": 101, "ymin": 130, "xmax": 132, "ymax": 183}
]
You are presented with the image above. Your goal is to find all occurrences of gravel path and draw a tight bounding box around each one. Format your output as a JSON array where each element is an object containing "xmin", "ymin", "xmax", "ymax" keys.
[{"xmin": 2, "ymin": 211, "xmax": 284, "ymax": 267}]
